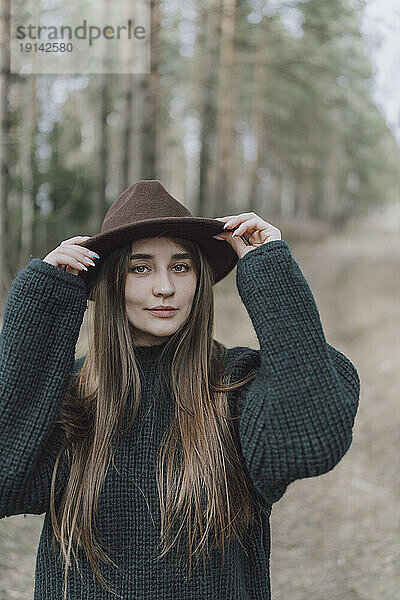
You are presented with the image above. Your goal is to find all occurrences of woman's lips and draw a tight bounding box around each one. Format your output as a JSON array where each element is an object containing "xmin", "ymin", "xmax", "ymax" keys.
[{"xmin": 147, "ymin": 309, "xmax": 177, "ymax": 317}]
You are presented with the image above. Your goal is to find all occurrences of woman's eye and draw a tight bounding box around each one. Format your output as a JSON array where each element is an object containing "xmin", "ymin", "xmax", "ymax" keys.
[
  {"xmin": 173, "ymin": 263, "xmax": 190, "ymax": 272},
  {"xmin": 129, "ymin": 265, "xmax": 147, "ymax": 273},
  {"xmin": 129, "ymin": 264, "xmax": 190, "ymax": 273}
]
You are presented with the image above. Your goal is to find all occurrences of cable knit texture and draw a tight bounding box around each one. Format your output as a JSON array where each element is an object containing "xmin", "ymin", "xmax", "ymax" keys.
[{"xmin": 0, "ymin": 240, "xmax": 360, "ymax": 599}]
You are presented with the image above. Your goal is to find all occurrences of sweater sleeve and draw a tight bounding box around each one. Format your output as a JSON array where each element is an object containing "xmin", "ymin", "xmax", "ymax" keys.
[
  {"xmin": 0, "ymin": 259, "xmax": 88, "ymax": 518},
  {"xmin": 233, "ymin": 239, "xmax": 360, "ymax": 505}
]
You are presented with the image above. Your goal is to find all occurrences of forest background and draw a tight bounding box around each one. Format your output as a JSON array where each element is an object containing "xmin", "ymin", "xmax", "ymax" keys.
[{"xmin": 0, "ymin": 0, "xmax": 399, "ymax": 598}]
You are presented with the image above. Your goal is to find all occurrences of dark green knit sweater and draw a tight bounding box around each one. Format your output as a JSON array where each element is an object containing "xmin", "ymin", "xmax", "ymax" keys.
[{"xmin": 0, "ymin": 239, "xmax": 360, "ymax": 599}]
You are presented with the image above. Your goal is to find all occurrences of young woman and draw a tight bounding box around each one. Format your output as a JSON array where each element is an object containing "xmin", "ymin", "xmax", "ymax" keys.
[{"xmin": 0, "ymin": 180, "xmax": 360, "ymax": 600}]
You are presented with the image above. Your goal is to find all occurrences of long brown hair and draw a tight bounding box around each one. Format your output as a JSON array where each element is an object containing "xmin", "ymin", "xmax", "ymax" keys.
[{"xmin": 50, "ymin": 233, "xmax": 264, "ymax": 599}]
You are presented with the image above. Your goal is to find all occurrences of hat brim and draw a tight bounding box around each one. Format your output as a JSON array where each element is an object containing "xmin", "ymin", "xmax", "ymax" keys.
[{"xmin": 76, "ymin": 217, "xmax": 238, "ymax": 300}]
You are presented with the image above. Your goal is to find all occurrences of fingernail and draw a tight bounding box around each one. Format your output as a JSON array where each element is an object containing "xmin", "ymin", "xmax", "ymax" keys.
[{"xmin": 213, "ymin": 235, "xmax": 225, "ymax": 241}]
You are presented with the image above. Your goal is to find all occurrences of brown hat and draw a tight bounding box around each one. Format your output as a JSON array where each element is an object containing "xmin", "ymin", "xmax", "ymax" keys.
[{"xmin": 77, "ymin": 179, "xmax": 240, "ymax": 300}]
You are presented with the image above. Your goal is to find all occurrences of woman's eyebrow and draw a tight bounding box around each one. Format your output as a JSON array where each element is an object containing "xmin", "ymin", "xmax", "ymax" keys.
[{"xmin": 130, "ymin": 252, "xmax": 191, "ymax": 260}]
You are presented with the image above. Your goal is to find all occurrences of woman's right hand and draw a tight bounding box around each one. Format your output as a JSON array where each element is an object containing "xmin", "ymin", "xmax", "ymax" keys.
[{"xmin": 43, "ymin": 236, "xmax": 100, "ymax": 276}]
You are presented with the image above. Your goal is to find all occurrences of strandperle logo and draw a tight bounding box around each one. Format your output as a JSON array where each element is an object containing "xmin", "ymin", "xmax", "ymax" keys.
[
  {"xmin": 16, "ymin": 19, "xmax": 146, "ymax": 47},
  {"xmin": 10, "ymin": 0, "xmax": 150, "ymax": 74}
]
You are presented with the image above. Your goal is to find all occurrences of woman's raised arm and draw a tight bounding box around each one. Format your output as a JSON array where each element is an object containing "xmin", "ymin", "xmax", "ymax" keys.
[{"xmin": 0, "ymin": 239, "xmax": 91, "ymax": 518}]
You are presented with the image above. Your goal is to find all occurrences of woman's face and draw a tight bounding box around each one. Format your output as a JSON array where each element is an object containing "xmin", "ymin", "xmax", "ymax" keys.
[{"xmin": 125, "ymin": 237, "xmax": 198, "ymax": 347}]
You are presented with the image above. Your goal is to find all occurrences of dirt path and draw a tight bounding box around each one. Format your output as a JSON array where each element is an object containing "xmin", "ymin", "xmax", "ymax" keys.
[
  {"xmin": 269, "ymin": 206, "xmax": 400, "ymax": 600},
  {"xmin": 1, "ymin": 206, "xmax": 399, "ymax": 599}
]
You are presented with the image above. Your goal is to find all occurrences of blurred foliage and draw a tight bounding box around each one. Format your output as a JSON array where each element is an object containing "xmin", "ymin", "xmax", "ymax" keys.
[{"xmin": 3, "ymin": 0, "xmax": 400, "ymax": 271}]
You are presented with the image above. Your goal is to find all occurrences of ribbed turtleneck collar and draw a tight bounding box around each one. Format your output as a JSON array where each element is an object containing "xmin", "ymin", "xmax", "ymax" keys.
[{"xmin": 133, "ymin": 340, "xmax": 170, "ymax": 364}]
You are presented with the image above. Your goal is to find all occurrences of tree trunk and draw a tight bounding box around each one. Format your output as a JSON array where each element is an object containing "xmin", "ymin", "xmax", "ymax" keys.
[
  {"xmin": 19, "ymin": 75, "xmax": 37, "ymax": 271},
  {"xmin": 121, "ymin": 73, "xmax": 133, "ymax": 191},
  {"xmin": 141, "ymin": 0, "xmax": 160, "ymax": 179},
  {"xmin": 215, "ymin": 0, "xmax": 236, "ymax": 215},
  {"xmin": 197, "ymin": 0, "xmax": 222, "ymax": 217},
  {"xmin": 323, "ymin": 132, "xmax": 338, "ymax": 221},
  {"xmin": 95, "ymin": 73, "xmax": 109, "ymax": 231},
  {"xmin": 248, "ymin": 21, "xmax": 269, "ymax": 214}
]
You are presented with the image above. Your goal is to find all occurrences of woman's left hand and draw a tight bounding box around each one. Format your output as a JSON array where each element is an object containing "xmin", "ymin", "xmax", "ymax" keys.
[{"xmin": 213, "ymin": 212, "xmax": 282, "ymax": 259}]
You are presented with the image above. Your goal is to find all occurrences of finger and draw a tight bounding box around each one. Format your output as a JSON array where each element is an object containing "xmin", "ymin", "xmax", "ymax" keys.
[
  {"xmin": 213, "ymin": 227, "xmax": 250, "ymax": 248},
  {"xmin": 224, "ymin": 231, "xmax": 250, "ymax": 253},
  {"xmin": 56, "ymin": 252, "xmax": 90, "ymax": 271},
  {"xmin": 65, "ymin": 266, "xmax": 79, "ymax": 275},
  {"xmin": 231, "ymin": 218, "xmax": 259, "ymax": 237},
  {"xmin": 60, "ymin": 244, "xmax": 100, "ymax": 261},
  {"xmin": 215, "ymin": 213, "xmax": 255, "ymax": 220},
  {"xmin": 60, "ymin": 236, "xmax": 91, "ymax": 246},
  {"xmin": 222, "ymin": 215, "xmax": 251, "ymax": 227},
  {"xmin": 223, "ymin": 216, "xmax": 257, "ymax": 230}
]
